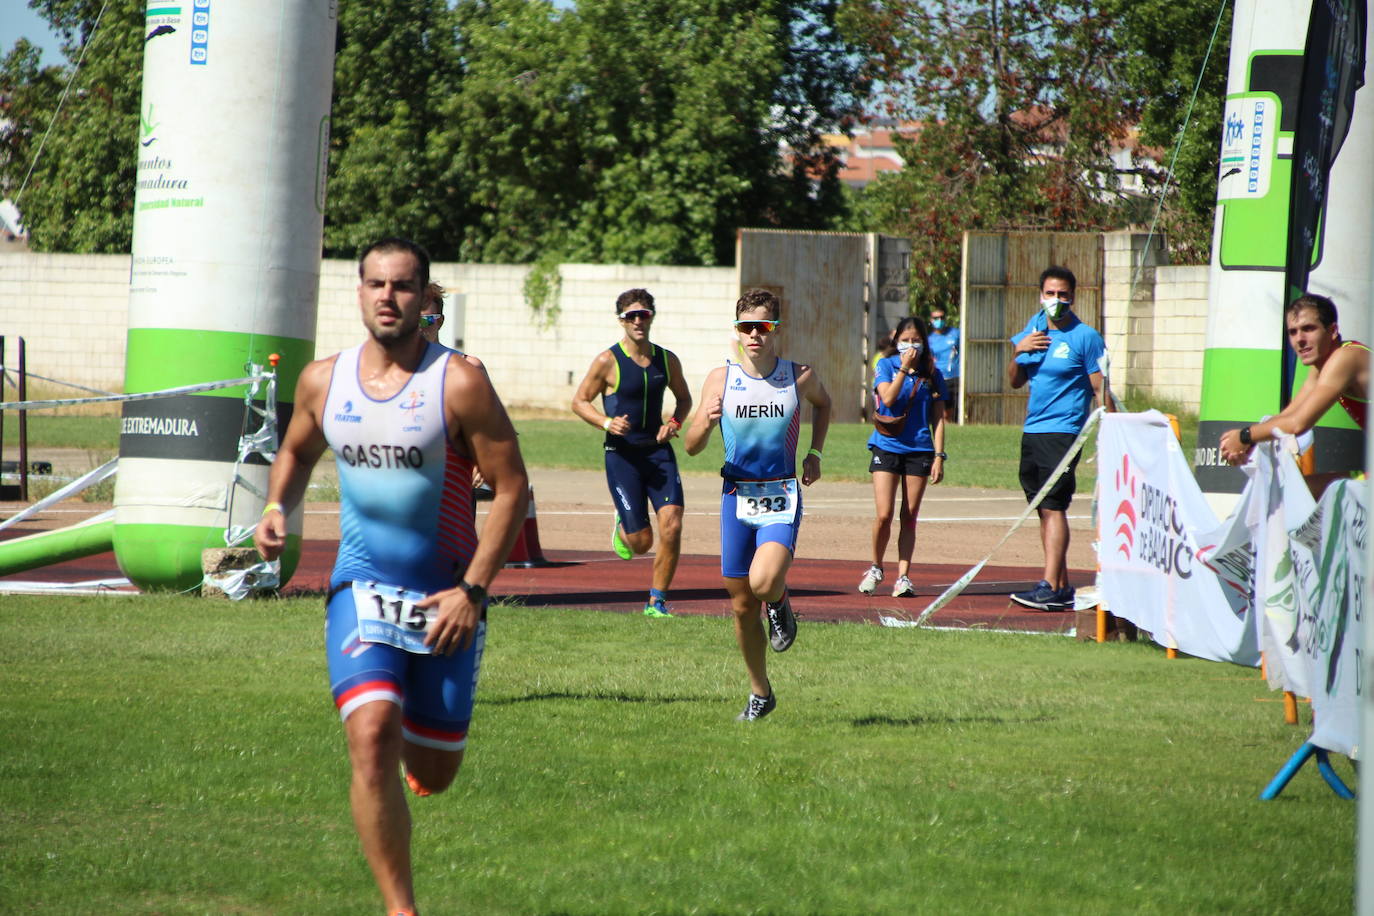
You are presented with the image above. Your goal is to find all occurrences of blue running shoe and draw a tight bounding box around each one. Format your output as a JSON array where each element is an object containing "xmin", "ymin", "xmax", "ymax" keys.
[
  {"xmin": 1010, "ymin": 580, "xmax": 1058, "ymax": 610},
  {"xmin": 643, "ymin": 598, "xmax": 672, "ymax": 618}
]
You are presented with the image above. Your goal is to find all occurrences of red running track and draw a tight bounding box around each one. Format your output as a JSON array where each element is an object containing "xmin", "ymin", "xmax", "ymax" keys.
[{"xmin": 2, "ymin": 537, "xmax": 1087, "ymax": 635}]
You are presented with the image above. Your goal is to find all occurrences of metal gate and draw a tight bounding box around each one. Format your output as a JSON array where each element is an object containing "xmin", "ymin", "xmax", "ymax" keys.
[
  {"xmin": 961, "ymin": 231, "xmax": 1105, "ymax": 425},
  {"xmin": 737, "ymin": 229, "xmax": 869, "ymax": 424}
]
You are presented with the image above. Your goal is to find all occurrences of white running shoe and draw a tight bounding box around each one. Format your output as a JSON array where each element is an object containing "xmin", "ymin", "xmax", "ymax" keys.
[
  {"xmin": 892, "ymin": 575, "xmax": 915, "ymax": 598},
  {"xmin": 858, "ymin": 566, "xmax": 883, "ymax": 594}
]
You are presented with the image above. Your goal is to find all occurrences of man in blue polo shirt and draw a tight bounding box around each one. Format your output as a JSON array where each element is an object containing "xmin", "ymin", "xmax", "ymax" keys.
[{"xmin": 1007, "ymin": 265, "xmax": 1113, "ymax": 611}]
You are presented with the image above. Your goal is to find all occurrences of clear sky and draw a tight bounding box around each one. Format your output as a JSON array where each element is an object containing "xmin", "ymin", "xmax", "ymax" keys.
[{"xmin": 0, "ymin": 4, "xmax": 66, "ymax": 67}]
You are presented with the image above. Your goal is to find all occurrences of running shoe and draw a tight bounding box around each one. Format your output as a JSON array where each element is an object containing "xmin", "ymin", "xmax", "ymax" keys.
[
  {"xmin": 857, "ymin": 565, "xmax": 883, "ymax": 594},
  {"xmin": 1010, "ymin": 580, "xmax": 1057, "ymax": 610},
  {"xmin": 611, "ymin": 517, "xmax": 632, "ymax": 560},
  {"xmin": 892, "ymin": 575, "xmax": 916, "ymax": 598},
  {"xmin": 404, "ymin": 769, "xmax": 432, "ymax": 797},
  {"xmin": 736, "ymin": 691, "xmax": 776, "ymax": 721},
  {"xmin": 643, "ymin": 597, "xmax": 673, "ymax": 618},
  {"xmin": 764, "ymin": 592, "xmax": 796, "ymax": 652},
  {"xmin": 1044, "ymin": 586, "xmax": 1075, "ymax": 611}
]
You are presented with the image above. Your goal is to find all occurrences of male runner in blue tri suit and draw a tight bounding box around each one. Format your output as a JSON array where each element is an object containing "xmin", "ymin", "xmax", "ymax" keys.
[
  {"xmin": 685, "ymin": 288, "xmax": 831, "ymax": 720},
  {"xmin": 572, "ymin": 289, "xmax": 692, "ymax": 617},
  {"xmin": 255, "ymin": 237, "xmax": 529, "ymax": 916}
]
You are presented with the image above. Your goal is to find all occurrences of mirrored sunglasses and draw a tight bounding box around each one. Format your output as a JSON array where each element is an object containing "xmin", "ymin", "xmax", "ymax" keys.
[
  {"xmin": 734, "ymin": 319, "xmax": 779, "ymax": 334},
  {"xmin": 419, "ymin": 314, "xmax": 443, "ymax": 327},
  {"xmin": 618, "ymin": 309, "xmax": 654, "ymax": 322}
]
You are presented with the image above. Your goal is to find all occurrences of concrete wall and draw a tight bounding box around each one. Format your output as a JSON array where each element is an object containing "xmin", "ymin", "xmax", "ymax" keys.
[
  {"xmin": 2, "ymin": 242, "xmax": 1212, "ymax": 415},
  {"xmin": 0, "ymin": 252, "xmax": 131, "ymax": 396},
  {"xmin": 1100, "ymin": 232, "xmax": 1208, "ymax": 412},
  {"xmin": 0, "ymin": 252, "xmax": 737, "ymax": 413}
]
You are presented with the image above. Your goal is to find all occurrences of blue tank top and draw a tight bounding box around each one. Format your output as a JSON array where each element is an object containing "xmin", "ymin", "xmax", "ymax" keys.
[
  {"xmin": 720, "ymin": 358, "xmax": 800, "ymax": 481},
  {"xmin": 321, "ymin": 342, "xmax": 477, "ymax": 592},
  {"xmin": 601, "ymin": 342, "xmax": 675, "ymax": 447}
]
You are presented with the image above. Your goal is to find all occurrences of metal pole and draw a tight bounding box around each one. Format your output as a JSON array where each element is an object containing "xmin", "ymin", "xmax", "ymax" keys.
[{"xmin": 17, "ymin": 338, "xmax": 27, "ymax": 502}]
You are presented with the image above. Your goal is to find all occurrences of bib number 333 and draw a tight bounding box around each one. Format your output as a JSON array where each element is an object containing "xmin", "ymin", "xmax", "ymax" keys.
[
  {"xmin": 352, "ymin": 581, "xmax": 434, "ymax": 654},
  {"xmin": 735, "ymin": 478, "xmax": 798, "ymax": 528}
]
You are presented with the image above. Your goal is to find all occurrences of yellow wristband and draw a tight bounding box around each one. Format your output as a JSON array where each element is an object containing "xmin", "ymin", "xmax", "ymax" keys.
[
  {"xmin": 807, "ymin": 448, "xmax": 823, "ymax": 460},
  {"xmin": 602, "ymin": 417, "xmax": 613, "ymax": 431},
  {"xmin": 262, "ymin": 501, "xmax": 284, "ymax": 517}
]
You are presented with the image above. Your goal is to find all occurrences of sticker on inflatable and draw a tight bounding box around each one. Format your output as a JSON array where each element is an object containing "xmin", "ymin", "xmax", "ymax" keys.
[
  {"xmin": 735, "ymin": 478, "xmax": 798, "ymax": 528},
  {"xmin": 352, "ymin": 581, "xmax": 434, "ymax": 654}
]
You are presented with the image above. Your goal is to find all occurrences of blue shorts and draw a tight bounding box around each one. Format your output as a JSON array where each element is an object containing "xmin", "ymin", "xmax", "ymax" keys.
[
  {"xmin": 605, "ymin": 442, "xmax": 684, "ymax": 534},
  {"xmin": 325, "ymin": 586, "xmax": 486, "ymax": 752},
  {"xmin": 719, "ymin": 483, "xmax": 802, "ymax": 578}
]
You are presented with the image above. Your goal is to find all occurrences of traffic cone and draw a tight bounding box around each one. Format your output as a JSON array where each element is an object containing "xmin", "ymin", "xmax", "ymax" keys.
[{"xmin": 504, "ymin": 486, "xmax": 549, "ymax": 568}]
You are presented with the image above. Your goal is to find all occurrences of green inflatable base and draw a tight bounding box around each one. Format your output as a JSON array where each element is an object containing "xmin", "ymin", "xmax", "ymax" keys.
[
  {"xmin": 0, "ymin": 516, "xmax": 116, "ymax": 577},
  {"xmin": 113, "ymin": 523, "xmax": 301, "ymax": 593}
]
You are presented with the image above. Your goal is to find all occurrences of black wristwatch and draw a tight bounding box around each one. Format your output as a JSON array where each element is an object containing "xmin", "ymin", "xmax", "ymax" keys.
[
  {"xmin": 458, "ymin": 580, "xmax": 487, "ymax": 606},
  {"xmin": 1238, "ymin": 426, "xmax": 1253, "ymax": 446},
  {"xmin": 935, "ymin": 452, "xmax": 948, "ymax": 460}
]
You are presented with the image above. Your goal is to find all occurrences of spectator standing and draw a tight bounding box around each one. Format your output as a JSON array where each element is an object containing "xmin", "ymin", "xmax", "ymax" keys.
[
  {"xmin": 927, "ymin": 306, "xmax": 960, "ymax": 422},
  {"xmin": 857, "ymin": 316, "xmax": 947, "ymax": 598},
  {"xmin": 1006, "ymin": 266, "xmax": 1113, "ymax": 611}
]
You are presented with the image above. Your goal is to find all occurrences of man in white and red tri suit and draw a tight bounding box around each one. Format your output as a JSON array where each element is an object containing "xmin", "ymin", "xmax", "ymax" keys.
[{"xmin": 255, "ymin": 236, "xmax": 528, "ymax": 916}]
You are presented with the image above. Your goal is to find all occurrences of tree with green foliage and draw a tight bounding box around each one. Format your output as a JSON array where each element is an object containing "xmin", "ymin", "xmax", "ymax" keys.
[
  {"xmin": 1, "ymin": 0, "xmax": 144, "ymax": 252},
  {"xmin": 1110, "ymin": 0, "xmax": 1231, "ymax": 264},
  {"xmin": 440, "ymin": 0, "xmax": 865, "ymax": 267},
  {"xmin": 840, "ymin": 0, "xmax": 1147, "ymax": 314},
  {"xmin": 324, "ymin": 0, "xmax": 470, "ymax": 260},
  {"xmin": 4, "ymin": 0, "xmax": 865, "ymax": 267}
]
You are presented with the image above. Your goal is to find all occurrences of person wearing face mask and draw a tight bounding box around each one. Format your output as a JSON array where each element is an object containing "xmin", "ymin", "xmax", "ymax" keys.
[
  {"xmin": 1006, "ymin": 266, "xmax": 1113, "ymax": 611},
  {"xmin": 926, "ymin": 307, "xmax": 960, "ymax": 422},
  {"xmin": 858, "ymin": 316, "xmax": 947, "ymax": 598}
]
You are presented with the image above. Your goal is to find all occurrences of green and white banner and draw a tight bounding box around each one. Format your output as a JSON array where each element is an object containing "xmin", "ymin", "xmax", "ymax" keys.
[{"xmin": 1250, "ymin": 444, "xmax": 1364, "ymax": 759}]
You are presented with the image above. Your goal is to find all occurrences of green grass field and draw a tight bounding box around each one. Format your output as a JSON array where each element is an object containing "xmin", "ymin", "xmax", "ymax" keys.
[{"xmin": 0, "ymin": 595, "xmax": 1353, "ymax": 914}]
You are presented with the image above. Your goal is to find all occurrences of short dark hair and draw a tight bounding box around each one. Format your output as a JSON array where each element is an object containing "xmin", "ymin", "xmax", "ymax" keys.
[
  {"xmin": 736, "ymin": 288, "xmax": 781, "ymax": 320},
  {"xmin": 615, "ymin": 288, "xmax": 655, "ymax": 314},
  {"xmin": 1039, "ymin": 265, "xmax": 1076, "ymax": 295},
  {"xmin": 1288, "ymin": 293, "xmax": 1338, "ymax": 329},
  {"xmin": 358, "ymin": 237, "xmax": 431, "ymax": 289}
]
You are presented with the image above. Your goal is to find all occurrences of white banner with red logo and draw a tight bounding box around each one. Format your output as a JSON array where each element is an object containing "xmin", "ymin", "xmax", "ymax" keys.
[
  {"xmin": 1097, "ymin": 412, "xmax": 1261, "ymax": 665},
  {"xmin": 1097, "ymin": 414, "xmax": 1364, "ymax": 758}
]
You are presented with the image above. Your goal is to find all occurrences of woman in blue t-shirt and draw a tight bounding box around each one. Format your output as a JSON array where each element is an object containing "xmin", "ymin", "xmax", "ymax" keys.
[{"xmin": 859, "ymin": 316, "xmax": 947, "ymax": 598}]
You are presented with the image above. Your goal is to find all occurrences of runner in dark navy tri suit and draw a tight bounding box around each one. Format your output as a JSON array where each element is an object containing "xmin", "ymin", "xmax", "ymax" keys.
[{"xmin": 572, "ymin": 289, "xmax": 693, "ymax": 617}]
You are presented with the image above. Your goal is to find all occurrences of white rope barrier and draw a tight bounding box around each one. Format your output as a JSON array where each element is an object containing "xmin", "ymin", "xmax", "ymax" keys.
[
  {"xmin": 0, "ymin": 373, "xmax": 268, "ymax": 412},
  {"xmin": 881, "ymin": 407, "xmax": 1106, "ymax": 629}
]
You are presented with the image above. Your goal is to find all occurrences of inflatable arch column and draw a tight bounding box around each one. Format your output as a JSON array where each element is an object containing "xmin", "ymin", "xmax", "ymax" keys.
[{"xmin": 114, "ymin": 0, "xmax": 337, "ymax": 590}]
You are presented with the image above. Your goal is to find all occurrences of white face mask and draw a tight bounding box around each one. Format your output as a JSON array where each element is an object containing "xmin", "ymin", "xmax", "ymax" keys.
[
  {"xmin": 896, "ymin": 341, "xmax": 922, "ymax": 354},
  {"xmin": 1041, "ymin": 297, "xmax": 1068, "ymax": 319}
]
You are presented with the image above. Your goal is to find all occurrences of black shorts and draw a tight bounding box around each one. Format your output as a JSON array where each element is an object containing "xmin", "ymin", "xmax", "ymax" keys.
[
  {"xmin": 868, "ymin": 446, "xmax": 935, "ymax": 477},
  {"xmin": 605, "ymin": 442, "xmax": 683, "ymax": 534},
  {"xmin": 1019, "ymin": 432, "xmax": 1080, "ymax": 511}
]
